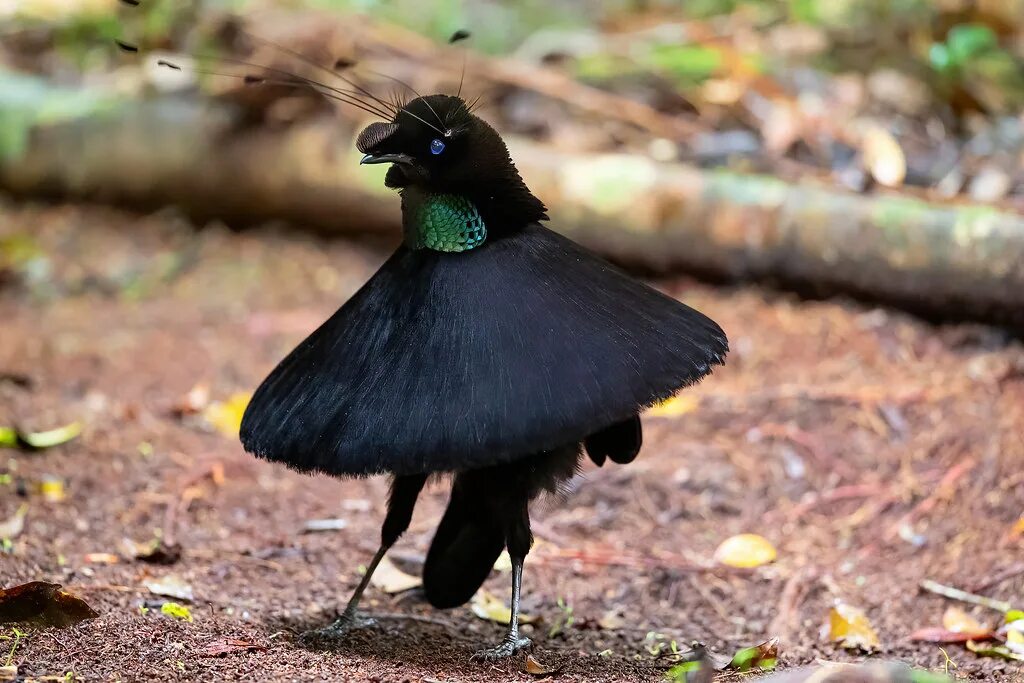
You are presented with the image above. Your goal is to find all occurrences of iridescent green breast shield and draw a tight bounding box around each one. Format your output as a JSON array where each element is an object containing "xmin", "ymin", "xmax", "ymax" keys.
[{"xmin": 408, "ymin": 194, "xmax": 487, "ymax": 253}]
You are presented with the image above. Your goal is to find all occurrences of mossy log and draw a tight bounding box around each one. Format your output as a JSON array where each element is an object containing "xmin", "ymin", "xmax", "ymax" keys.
[{"xmin": 1, "ymin": 75, "xmax": 1023, "ymax": 326}]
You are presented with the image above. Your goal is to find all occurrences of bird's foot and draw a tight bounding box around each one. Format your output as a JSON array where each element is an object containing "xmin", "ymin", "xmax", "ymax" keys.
[
  {"xmin": 300, "ymin": 611, "xmax": 377, "ymax": 644},
  {"xmin": 471, "ymin": 634, "xmax": 532, "ymax": 661}
]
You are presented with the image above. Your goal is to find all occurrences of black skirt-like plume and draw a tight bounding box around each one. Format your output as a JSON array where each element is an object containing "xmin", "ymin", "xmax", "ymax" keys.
[{"xmin": 240, "ymin": 224, "xmax": 728, "ymax": 476}]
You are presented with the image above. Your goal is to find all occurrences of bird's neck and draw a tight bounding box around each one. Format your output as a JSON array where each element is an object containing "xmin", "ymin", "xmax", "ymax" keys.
[
  {"xmin": 401, "ymin": 190, "xmax": 487, "ymax": 253},
  {"xmin": 400, "ymin": 180, "xmax": 547, "ymax": 252}
]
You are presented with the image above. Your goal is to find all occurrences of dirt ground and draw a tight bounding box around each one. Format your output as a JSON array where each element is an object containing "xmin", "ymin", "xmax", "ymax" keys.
[{"xmin": 2, "ymin": 199, "xmax": 1023, "ymax": 682}]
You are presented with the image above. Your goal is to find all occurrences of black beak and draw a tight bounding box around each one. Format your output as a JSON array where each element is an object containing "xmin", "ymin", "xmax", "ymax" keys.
[{"xmin": 360, "ymin": 153, "xmax": 414, "ymax": 166}]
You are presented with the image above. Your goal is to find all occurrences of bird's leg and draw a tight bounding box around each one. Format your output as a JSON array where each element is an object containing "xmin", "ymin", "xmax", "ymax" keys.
[
  {"xmin": 302, "ymin": 473, "xmax": 427, "ymax": 641},
  {"xmin": 472, "ymin": 501, "xmax": 533, "ymax": 661}
]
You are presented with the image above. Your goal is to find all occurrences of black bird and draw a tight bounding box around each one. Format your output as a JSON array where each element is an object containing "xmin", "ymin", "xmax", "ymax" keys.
[{"xmin": 240, "ymin": 94, "xmax": 728, "ymax": 659}]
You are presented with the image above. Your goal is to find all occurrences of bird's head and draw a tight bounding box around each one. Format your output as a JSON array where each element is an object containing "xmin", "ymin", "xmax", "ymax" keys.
[{"xmin": 356, "ymin": 94, "xmax": 547, "ymax": 236}]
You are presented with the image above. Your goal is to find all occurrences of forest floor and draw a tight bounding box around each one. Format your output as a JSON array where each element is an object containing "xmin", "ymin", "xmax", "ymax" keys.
[{"xmin": 2, "ymin": 200, "xmax": 1023, "ymax": 682}]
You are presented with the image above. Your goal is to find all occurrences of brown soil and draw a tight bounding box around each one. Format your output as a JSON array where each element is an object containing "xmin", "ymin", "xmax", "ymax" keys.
[{"xmin": 2, "ymin": 200, "xmax": 1022, "ymax": 682}]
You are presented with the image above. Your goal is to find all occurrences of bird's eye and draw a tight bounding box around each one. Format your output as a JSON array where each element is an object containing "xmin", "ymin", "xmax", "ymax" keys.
[{"xmin": 430, "ymin": 139, "xmax": 446, "ymax": 155}]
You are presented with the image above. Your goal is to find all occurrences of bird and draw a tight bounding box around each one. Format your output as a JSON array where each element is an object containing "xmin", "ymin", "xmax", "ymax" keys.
[{"xmin": 239, "ymin": 92, "xmax": 728, "ymax": 659}]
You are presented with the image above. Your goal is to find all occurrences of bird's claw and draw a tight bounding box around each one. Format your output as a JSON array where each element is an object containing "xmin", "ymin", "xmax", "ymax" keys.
[
  {"xmin": 300, "ymin": 611, "xmax": 378, "ymax": 644},
  {"xmin": 471, "ymin": 635, "xmax": 532, "ymax": 661}
]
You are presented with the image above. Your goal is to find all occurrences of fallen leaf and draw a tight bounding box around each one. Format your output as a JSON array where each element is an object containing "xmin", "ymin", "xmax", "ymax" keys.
[
  {"xmin": 302, "ymin": 518, "xmax": 348, "ymax": 533},
  {"xmin": 203, "ymin": 393, "xmax": 250, "ymax": 438},
  {"xmin": 173, "ymin": 383, "xmax": 210, "ymax": 416},
  {"xmin": 910, "ymin": 607, "xmax": 999, "ymax": 643},
  {"xmin": 943, "ymin": 607, "xmax": 987, "ymax": 634},
  {"xmin": 492, "ymin": 549, "xmax": 513, "ymax": 573},
  {"xmin": 598, "ymin": 609, "xmax": 625, "ymax": 630},
  {"xmin": 827, "ymin": 603, "xmax": 881, "ymax": 651},
  {"xmin": 665, "ymin": 643, "xmax": 719, "ymax": 683},
  {"xmin": 129, "ymin": 540, "xmax": 182, "ymax": 565},
  {"xmin": 84, "ymin": 553, "xmax": 120, "ymax": 565},
  {"xmin": 0, "ymin": 665, "xmax": 16, "ymax": 681},
  {"xmin": 1011, "ymin": 517, "xmax": 1024, "ymax": 537},
  {"xmin": 713, "ymin": 534, "xmax": 777, "ymax": 568},
  {"xmin": 908, "ymin": 627, "xmax": 994, "ymax": 643},
  {"xmin": 648, "ymin": 394, "xmax": 700, "ymax": 418},
  {"xmin": 369, "ymin": 556, "xmax": 422, "ymax": 594},
  {"xmin": 470, "ymin": 589, "xmax": 535, "ymax": 625},
  {"xmin": 1, "ymin": 423, "xmax": 81, "ymax": 450},
  {"xmin": 145, "ymin": 575, "xmax": 194, "ymax": 602},
  {"xmin": 0, "ymin": 581, "xmax": 98, "ymax": 628},
  {"xmin": 160, "ymin": 602, "xmax": 193, "ymax": 622},
  {"xmin": 966, "ymin": 638, "xmax": 1024, "ymax": 661},
  {"xmin": 524, "ymin": 653, "xmax": 558, "ymax": 675},
  {"xmin": 862, "ymin": 125, "xmax": 906, "ymax": 188},
  {"xmin": 199, "ymin": 638, "xmax": 268, "ymax": 657},
  {"xmin": 728, "ymin": 637, "xmax": 779, "ymax": 671},
  {"xmin": 38, "ymin": 476, "xmax": 65, "ymax": 502},
  {"xmin": 1001, "ymin": 618, "xmax": 1024, "ymax": 654},
  {"xmin": 0, "ymin": 504, "xmax": 28, "ymax": 539}
]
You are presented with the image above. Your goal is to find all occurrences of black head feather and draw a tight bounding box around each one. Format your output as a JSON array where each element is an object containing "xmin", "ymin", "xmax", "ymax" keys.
[{"xmin": 357, "ymin": 94, "xmax": 547, "ymax": 233}]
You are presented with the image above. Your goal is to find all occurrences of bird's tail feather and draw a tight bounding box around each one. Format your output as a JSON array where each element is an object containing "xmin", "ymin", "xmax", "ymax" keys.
[{"xmin": 423, "ymin": 487, "xmax": 505, "ymax": 609}]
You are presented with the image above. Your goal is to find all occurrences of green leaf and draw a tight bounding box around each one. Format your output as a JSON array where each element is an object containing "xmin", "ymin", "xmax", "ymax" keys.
[
  {"xmin": 929, "ymin": 44, "xmax": 953, "ymax": 72},
  {"xmin": 664, "ymin": 660, "xmax": 702, "ymax": 682},
  {"xmin": 160, "ymin": 602, "xmax": 193, "ymax": 622},
  {"xmin": 946, "ymin": 24, "xmax": 998, "ymax": 63},
  {"xmin": 642, "ymin": 44, "xmax": 723, "ymax": 84},
  {"xmin": 728, "ymin": 637, "xmax": 779, "ymax": 672},
  {"xmin": 20, "ymin": 422, "xmax": 82, "ymax": 449}
]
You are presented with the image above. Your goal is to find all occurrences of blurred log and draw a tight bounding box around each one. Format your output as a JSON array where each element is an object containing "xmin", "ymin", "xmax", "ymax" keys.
[
  {"xmin": 758, "ymin": 662, "xmax": 951, "ymax": 682},
  {"xmin": 2, "ymin": 79, "xmax": 1024, "ymax": 327}
]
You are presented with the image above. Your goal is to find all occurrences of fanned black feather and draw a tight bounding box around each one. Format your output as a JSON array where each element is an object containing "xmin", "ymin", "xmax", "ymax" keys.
[
  {"xmin": 422, "ymin": 484, "xmax": 505, "ymax": 608},
  {"xmin": 240, "ymin": 224, "xmax": 727, "ymax": 477}
]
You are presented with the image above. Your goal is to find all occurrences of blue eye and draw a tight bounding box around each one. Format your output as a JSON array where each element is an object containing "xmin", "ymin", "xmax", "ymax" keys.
[{"xmin": 430, "ymin": 138, "xmax": 446, "ymax": 155}]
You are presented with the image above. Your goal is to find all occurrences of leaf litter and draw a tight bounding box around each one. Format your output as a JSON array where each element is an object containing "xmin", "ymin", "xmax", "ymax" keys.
[
  {"xmin": 470, "ymin": 589, "xmax": 536, "ymax": 626},
  {"xmin": 144, "ymin": 575, "xmax": 195, "ymax": 602},
  {"xmin": 713, "ymin": 533, "xmax": 777, "ymax": 569},
  {"xmin": 368, "ymin": 556, "xmax": 421, "ymax": 594},
  {"xmin": 0, "ymin": 582, "xmax": 98, "ymax": 628},
  {"xmin": 826, "ymin": 602, "xmax": 881, "ymax": 651}
]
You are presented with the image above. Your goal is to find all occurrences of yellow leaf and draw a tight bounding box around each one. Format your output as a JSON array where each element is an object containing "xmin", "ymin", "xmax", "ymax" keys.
[
  {"xmin": 828, "ymin": 603, "xmax": 881, "ymax": 651},
  {"xmin": 648, "ymin": 394, "xmax": 700, "ymax": 418},
  {"xmin": 713, "ymin": 534, "xmax": 777, "ymax": 568},
  {"xmin": 84, "ymin": 553, "xmax": 119, "ymax": 565},
  {"xmin": 943, "ymin": 607, "xmax": 986, "ymax": 634},
  {"xmin": 160, "ymin": 602, "xmax": 193, "ymax": 622},
  {"xmin": 1011, "ymin": 516, "xmax": 1024, "ymax": 536},
  {"xmin": 470, "ymin": 589, "xmax": 535, "ymax": 625},
  {"xmin": 38, "ymin": 476, "xmax": 65, "ymax": 502},
  {"xmin": 203, "ymin": 393, "xmax": 251, "ymax": 438},
  {"xmin": 862, "ymin": 125, "xmax": 906, "ymax": 188},
  {"xmin": 369, "ymin": 556, "xmax": 422, "ymax": 594},
  {"xmin": 492, "ymin": 550, "xmax": 513, "ymax": 574}
]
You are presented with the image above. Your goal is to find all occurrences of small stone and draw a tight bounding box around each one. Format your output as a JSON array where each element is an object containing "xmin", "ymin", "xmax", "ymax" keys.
[{"xmin": 969, "ymin": 166, "xmax": 1012, "ymax": 202}]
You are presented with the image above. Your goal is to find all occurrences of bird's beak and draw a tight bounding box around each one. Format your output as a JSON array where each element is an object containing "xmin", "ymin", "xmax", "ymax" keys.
[{"xmin": 360, "ymin": 152, "xmax": 414, "ymax": 166}]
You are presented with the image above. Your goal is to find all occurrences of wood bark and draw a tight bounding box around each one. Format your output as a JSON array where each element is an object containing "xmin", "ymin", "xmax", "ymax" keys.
[{"xmin": 2, "ymin": 83, "xmax": 1023, "ymax": 326}]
